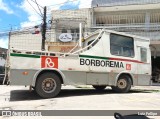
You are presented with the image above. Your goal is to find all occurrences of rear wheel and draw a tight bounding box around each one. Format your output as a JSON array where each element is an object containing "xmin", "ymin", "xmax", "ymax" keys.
[
  {"xmin": 92, "ymin": 85, "xmax": 106, "ymax": 90},
  {"xmin": 111, "ymin": 75, "xmax": 132, "ymax": 93},
  {"xmin": 35, "ymin": 72, "xmax": 61, "ymax": 98}
]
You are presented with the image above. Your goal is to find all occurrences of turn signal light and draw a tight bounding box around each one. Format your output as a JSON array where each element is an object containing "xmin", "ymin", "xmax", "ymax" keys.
[{"xmin": 22, "ymin": 72, "xmax": 28, "ymax": 75}]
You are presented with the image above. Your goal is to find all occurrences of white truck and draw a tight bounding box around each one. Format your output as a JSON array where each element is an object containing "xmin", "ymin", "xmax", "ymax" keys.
[{"xmin": 5, "ymin": 29, "xmax": 151, "ymax": 98}]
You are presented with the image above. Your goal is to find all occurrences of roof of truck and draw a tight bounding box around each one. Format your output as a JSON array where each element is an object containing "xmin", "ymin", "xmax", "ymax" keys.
[{"xmin": 85, "ymin": 29, "xmax": 150, "ymax": 42}]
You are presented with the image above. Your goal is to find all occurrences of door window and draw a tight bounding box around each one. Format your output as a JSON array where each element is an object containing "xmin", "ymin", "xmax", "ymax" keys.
[{"xmin": 141, "ymin": 48, "xmax": 147, "ymax": 62}]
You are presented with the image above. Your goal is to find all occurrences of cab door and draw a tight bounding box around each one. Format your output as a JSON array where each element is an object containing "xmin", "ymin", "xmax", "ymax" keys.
[
  {"xmin": 137, "ymin": 46, "xmax": 151, "ymax": 85},
  {"xmin": 85, "ymin": 37, "xmax": 109, "ymax": 85}
]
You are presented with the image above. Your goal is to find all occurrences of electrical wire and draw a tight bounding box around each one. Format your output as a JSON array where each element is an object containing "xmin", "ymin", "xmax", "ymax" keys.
[
  {"xmin": 0, "ymin": 24, "xmax": 42, "ymax": 36},
  {"xmin": 28, "ymin": 0, "xmax": 79, "ymax": 15},
  {"xmin": 26, "ymin": 0, "xmax": 43, "ymax": 18},
  {"xmin": 19, "ymin": 0, "xmax": 91, "ymax": 18},
  {"xmin": 34, "ymin": 0, "xmax": 43, "ymax": 16},
  {"xmin": 0, "ymin": 0, "xmax": 91, "ymax": 37},
  {"xmin": 0, "ymin": 24, "xmax": 21, "ymax": 30},
  {"xmin": 30, "ymin": 0, "xmax": 43, "ymax": 8},
  {"xmin": 0, "ymin": 19, "xmax": 43, "ymax": 33},
  {"xmin": 46, "ymin": 2, "xmax": 91, "ymax": 14},
  {"xmin": 47, "ymin": 0, "xmax": 78, "ymax": 7}
]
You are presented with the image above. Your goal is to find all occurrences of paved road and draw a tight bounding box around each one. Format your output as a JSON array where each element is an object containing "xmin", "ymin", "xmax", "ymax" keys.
[{"xmin": 0, "ymin": 85, "xmax": 160, "ymax": 119}]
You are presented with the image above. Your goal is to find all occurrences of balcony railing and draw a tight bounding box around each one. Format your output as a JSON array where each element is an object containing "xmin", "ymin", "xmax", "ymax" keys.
[
  {"xmin": 91, "ymin": 23, "xmax": 160, "ymax": 40},
  {"xmin": 93, "ymin": 23, "xmax": 160, "ymax": 29}
]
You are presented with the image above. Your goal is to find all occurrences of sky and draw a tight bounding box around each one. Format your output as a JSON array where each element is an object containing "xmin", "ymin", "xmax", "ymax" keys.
[{"xmin": 0, "ymin": 0, "xmax": 92, "ymax": 48}]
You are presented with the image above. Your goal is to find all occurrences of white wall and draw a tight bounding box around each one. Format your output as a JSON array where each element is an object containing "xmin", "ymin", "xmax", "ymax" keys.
[{"xmin": 10, "ymin": 33, "xmax": 42, "ymax": 51}]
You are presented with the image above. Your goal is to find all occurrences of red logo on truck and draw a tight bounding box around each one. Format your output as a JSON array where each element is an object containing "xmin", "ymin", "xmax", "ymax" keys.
[
  {"xmin": 126, "ymin": 64, "xmax": 131, "ymax": 70},
  {"xmin": 41, "ymin": 56, "xmax": 58, "ymax": 68}
]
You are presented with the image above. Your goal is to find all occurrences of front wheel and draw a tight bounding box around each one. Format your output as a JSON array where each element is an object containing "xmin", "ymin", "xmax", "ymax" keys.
[
  {"xmin": 35, "ymin": 72, "xmax": 61, "ymax": 98},
  {"xmin": 111, "ymin": 75, "xmax": 132, "ymax": 93},
  {"xmin": 92, "ymin": 85, "xmax": 107, "ymax": 90}
]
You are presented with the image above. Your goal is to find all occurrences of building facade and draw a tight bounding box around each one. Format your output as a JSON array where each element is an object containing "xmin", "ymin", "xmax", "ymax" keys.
[
  {"xmin": 49, "ymin": 0, "xmax": 160, "ymax": 56},
  {"xmin": 9, "ymin": 0, "xmax": 160, "ymax": 55}
]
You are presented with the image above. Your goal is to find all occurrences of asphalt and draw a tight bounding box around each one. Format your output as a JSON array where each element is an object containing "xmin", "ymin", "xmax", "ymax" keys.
[{"xmin": 0, "ymin": 84, "xmax": 160, "ymax": 119}]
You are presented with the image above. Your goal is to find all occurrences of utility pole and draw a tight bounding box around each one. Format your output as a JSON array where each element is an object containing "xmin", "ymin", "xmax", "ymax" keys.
[
  {"xmin": 3, "ymin": 25, "xmax": 12, "ymax": 85},
  {"xmin": 8, "ymin": 25, "xmax": 12, "ymax": 49},
  {"xmin": 41, "ymin": 6, "xmax": 47, "ymax": 51}
]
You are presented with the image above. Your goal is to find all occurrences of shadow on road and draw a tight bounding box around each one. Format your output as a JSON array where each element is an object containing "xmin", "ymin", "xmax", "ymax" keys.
[
  {"xmin": 9, "ymin": 88, "xmax": 153, "ymax": 101},
  {"xmin": 10, "ymin": 90, "xmax": 41, "ymax": 101},
  {"xmin": 58, "ymin": 89, "xmax": 151, "ymax": 98}
]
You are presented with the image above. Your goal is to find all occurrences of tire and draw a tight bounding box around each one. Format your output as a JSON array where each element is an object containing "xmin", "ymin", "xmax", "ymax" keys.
[
  {"xmin": 111, "ymin": 75, "xmax": 132, "ymax": 93},
  {"xmin": 92, "ymin": 85, "xmax": 106, "ymax": 90},
  {"xmin": 35, "ymin": 72, "xmax": 61, "ymax": 98}
]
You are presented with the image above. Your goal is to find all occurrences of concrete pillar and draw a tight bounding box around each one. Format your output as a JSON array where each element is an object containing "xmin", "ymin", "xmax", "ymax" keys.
[
  {"xmin": 92, "ymin": 10, "xmax": 97, "ymax": 27},
  {"xmin": 91, "ymin": 8, "xmax": 95, "ymax": 27},
  {"xmin": 145, "ymin": 12, "xmax": 150, "ymax": 31}
]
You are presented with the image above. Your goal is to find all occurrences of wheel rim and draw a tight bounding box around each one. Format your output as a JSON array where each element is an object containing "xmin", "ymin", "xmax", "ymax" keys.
[
  {"xmin": 42, "ymin": 78, "xmax": 57, "ymax": 93},
  {"xmin": 117, "ymin": 78, "xmax": 127, "ymax": 89}
]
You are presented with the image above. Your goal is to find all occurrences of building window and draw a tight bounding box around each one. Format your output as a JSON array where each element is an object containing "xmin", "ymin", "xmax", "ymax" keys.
[
  {"xmin": 62, "ymin": 29, "xmax": 67, "ymax": 33},
  {"xmin": 110, "ymin": 33, "xmax": 134, "ymax": 57},
  {"xmin": 140, "ymin": 48, "xmax": 147, "ymax": 62}
]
